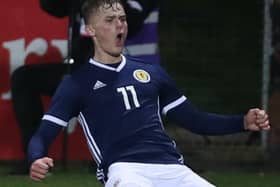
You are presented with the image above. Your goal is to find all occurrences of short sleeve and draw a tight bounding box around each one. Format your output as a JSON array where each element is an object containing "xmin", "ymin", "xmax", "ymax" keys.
[{"xmin": 156, "ymin": 66, "xmax": 187, "ymax": 115}]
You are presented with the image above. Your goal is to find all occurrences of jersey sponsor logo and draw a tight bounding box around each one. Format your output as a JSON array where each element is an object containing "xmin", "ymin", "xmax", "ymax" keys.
[
  {"xmin": 133, "ymin": 69, "xmax": 150, "ymax": 83},
  {"xmin": 93, "ymin": 80, "xmax": 107, "ymax": 90}
]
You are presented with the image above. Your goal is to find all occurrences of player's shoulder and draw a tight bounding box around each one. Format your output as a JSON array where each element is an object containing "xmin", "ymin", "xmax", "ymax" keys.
[
  {"xmin": 69, "ymin": 62, "xmax": 92, "ymax": 80},
  {"xmin": 54, "ymin": 63, "xmax": 90, "ymax": 92},
  {"xmin": 53, "ymin": 73, "xmax": 81, "ymax": 97}
]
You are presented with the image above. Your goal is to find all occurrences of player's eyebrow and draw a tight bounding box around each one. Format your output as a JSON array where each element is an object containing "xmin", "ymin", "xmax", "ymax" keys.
[
  {"xmin": 106, "ymin": 14, "xmax": 125, "ymax": 18},
  {"xmin": 105, "ymin": 15, "xmax": 116, "ymax": 19},
  {"xmin": 119, "ymin": 15, "xmax": 126, "ymax": 19}
]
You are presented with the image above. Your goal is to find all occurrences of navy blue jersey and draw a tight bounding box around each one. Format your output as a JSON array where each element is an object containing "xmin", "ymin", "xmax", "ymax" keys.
[{"xmin": 30, "ymin": 55, "xmax": 245, "ymax": 181}]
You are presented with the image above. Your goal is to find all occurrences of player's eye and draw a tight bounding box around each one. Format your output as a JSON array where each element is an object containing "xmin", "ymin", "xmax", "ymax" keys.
[
  {"xmin": 105, "ymin": 18, "xmax": 113, "ymax": 23},
  {"xmin": 120, "ymin": 16, "xmax": 127, "ymax": 22}
]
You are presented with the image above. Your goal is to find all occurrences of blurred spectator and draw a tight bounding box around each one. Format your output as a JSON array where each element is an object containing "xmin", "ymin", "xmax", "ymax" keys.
[{"xmin": 9, "ymin": 0, "xmax": 159, "ymax": 175}]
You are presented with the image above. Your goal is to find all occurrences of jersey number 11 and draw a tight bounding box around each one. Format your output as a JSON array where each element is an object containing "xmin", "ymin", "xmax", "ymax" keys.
[{"xmin": 117, "ymin": 85, "xmax": 140, "ymax": 110}]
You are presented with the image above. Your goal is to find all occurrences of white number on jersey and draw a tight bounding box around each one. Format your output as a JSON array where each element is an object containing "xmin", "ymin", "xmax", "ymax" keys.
[{"xmin": 117, "ymin": 85, "xmax": 140, "ymax": 110}]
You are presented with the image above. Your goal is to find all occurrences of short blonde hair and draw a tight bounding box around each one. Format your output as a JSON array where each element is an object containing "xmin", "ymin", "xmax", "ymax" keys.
[{"xmin": 82, "ymin": 0, "xmax": 123, "ymax": 24}]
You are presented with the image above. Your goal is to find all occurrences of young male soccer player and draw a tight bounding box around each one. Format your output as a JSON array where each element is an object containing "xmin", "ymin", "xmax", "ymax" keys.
[{"xmin": 28, "ymin": 0, "xmax": 270, "ymax": 186}]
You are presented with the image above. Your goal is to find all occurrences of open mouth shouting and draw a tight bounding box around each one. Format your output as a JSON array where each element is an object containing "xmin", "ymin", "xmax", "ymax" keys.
[{"xmin": 116, "ymin": 33, "xmax": 125, "ymax": 47}]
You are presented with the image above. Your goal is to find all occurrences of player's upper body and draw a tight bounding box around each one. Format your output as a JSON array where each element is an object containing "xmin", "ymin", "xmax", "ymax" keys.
[
  {"xmin": 28, "ymin": 54, "xmax": 246, "ymax": 181},
  {"xmin": 28, "ymin": 0, "xmax": 270, "ymax": 182}
]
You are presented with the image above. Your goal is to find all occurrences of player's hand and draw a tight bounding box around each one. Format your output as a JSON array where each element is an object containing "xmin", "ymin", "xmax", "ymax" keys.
[
  {"xmin": 244, "ymin": 108, "xmax": 270, "ymax": 131},
  {"xmin": 30, "ymin": 157, "xmax": 54, "ymax": 181}
]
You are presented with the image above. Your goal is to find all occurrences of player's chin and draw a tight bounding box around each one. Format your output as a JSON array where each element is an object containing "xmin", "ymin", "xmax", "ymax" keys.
[{"xmin": 111, "ymin": 50, "xmax": 123, "ymax": 57}]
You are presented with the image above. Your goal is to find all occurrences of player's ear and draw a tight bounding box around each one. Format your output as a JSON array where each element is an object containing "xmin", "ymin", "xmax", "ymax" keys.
[{"xmin": 85, "ymin": 25, "xmax": 95, "ymax": 37}]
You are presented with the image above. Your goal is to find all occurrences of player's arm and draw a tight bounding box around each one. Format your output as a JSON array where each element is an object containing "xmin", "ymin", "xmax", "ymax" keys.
[
  {"xmin": 28, "ymin": 121, "xmax": 61, "ymax": 181},
  {"xmin": 165, "ymin": 101, "xmax": 270, "ymax": 135},
  {"xmin": 28, "ymin": 75, "xmax": 82, "ymax": 181},
  {"xmin": 164, "ymin": 98, "xmax": 243, "ymax": 135},
  {"xmin": 157, "ymin": 65, "xmax": 270, "ymax": 135}
]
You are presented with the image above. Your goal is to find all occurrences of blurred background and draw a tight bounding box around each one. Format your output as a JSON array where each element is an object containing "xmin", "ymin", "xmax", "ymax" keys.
[
  {"xmin": 160, "ymin": 0, "xmax": 269, "ymax": 167},
  {"xmin": 0, "ymin": 0, "xmax": 280, "ymax": 186}
]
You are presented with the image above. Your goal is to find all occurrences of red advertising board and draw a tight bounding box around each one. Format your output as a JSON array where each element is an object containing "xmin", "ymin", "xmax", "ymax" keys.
[{"xmin": 0, "ymin": 0, "xmax": 91, "ymax": 160}]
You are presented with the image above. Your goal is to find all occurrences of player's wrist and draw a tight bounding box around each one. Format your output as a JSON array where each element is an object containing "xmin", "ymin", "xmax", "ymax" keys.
[{"xmin": 243, "ymin": 116, "xmax": 249, "ymax": 131}]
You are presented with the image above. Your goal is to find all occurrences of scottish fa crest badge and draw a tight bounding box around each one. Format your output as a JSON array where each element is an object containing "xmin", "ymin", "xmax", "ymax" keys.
[{"xmin": 133, "ymin": 69, "xmax": 150, "ymax": 83}]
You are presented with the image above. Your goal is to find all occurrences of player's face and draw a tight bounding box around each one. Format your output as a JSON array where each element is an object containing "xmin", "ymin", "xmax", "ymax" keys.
[{"xmin": 87, "ymin": 3, "xmax": 127, "ymax": 58}]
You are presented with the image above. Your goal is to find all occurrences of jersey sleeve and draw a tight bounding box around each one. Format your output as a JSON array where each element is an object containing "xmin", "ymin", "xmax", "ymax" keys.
[
  {"xmin": 43, "ymin": 75, "xmax": 83, "ymax": 127},
  {"xmin": 156, "ymin": 66, "xmax": 186, "ymax": 115},
  {"xmin": 166, "ymin": 99, "xmax": 245, "ymax": 135},
  {"xmin": 27, "ymin": 120, "xmax": 62, "ymax": 164}
]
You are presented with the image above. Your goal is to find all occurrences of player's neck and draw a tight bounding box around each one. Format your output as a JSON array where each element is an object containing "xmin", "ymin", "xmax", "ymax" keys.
[{"xmin": 93, "ymin": 51, "xmax": 122, "ymax": 64}]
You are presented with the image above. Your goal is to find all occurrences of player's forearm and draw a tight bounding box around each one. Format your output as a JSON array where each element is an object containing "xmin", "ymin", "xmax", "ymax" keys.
[
  {"xmin": 166, "ymin": 100, "xmax": 245, "ymax": 135},
  {"xmin": 27, "ymin": 121, "xmax": 62, "ymax": 165}
]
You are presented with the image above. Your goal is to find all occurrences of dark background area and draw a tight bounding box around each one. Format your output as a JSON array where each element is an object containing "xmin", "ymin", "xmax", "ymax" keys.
[
  {"xmin": 157, "ymin": 0, "xmax": 271, "ymax": 169},
  {"xmin": 159, "ymin": 0, "xmax": 263, "ymax": 114}
]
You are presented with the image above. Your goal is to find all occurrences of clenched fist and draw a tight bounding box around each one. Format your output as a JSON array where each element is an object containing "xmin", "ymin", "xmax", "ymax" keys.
[
  {"xmin": 244, "ymin": 108, "xmax": 270, "ymax": 131},
  {"xmin": 30, "ymin": 157, "xmax": 54, "ymax": 181}
]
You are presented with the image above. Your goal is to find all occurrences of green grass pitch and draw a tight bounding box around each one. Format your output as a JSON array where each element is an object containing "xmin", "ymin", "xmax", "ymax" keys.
[{"xmin": 0, "ymin": 163, "xmax": 279, "ymax": 187}]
